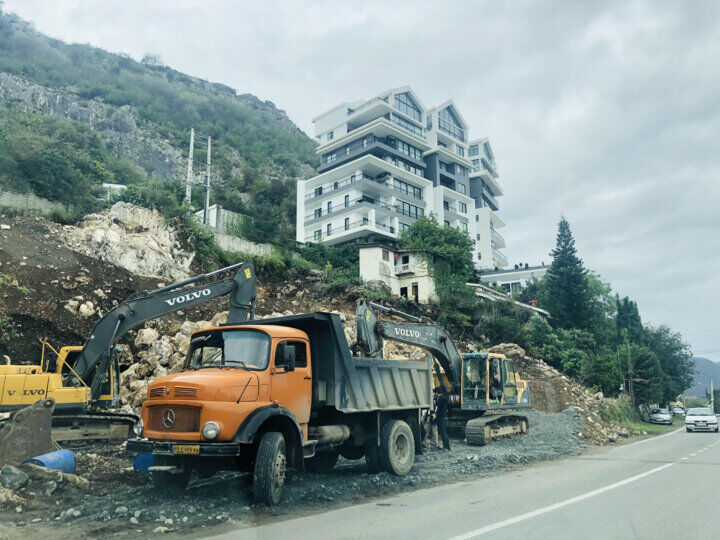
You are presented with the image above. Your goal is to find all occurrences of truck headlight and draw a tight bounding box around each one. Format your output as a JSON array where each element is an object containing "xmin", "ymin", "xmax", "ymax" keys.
[
  {"xmin": 202, "ymin": 421, "xmax": 220, "ymax": 440},
  {"xmin": 133, "ymin": 419, "xmax": 144, "ymax": 437}
]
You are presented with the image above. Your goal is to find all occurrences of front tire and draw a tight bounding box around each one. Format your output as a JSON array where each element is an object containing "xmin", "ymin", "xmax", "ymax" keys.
[
  {"xmin": 253, "ymin": 432, "xmax": 287, "ymax": 506},
  {"xmin": 380, "ymin": 420, "xmax": 415, "ymax": 476}
]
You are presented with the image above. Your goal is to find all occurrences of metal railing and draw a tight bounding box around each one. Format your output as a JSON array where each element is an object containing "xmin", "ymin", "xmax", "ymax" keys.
[
  {"xmin": 490, "ymin": 226, "xmax": 505, "ymax": 244},
  {"xmin": 394, "ymin": 263, "xmax": 415, "ymax": 274},
  {"xmin": 348, "ymin": 96, "xmax": 389, "ymax": 115},
  {"xmin": 305, "ymin": 172, "xmax": 374, "ymax": 201},
  {"xmin": 305, "ymin": 217, "xmax": 396, "ymax": 242},
  {"xmin": 438, "ymin": 118, "xmax": 466, "ymax": 142}
]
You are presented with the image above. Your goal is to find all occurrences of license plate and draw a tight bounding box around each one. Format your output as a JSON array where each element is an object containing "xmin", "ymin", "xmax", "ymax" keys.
[{"xmin": 173, "ymin": 444, "xmax": 200, "ymax": 455}]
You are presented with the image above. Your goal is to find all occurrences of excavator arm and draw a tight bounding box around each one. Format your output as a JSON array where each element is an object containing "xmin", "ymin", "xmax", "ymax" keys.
[
  {"xmin": 355, "ymin": 300, "xmax": 463, "ymax": 391},
  {"xmin": 73, "ymin": 261, "xmax": 256, "ymax": 401}
]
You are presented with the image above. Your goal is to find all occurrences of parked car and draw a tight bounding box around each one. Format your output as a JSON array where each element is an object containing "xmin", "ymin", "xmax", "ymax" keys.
[
  {"xmin": 685, "ymin": 408, "xmax": 719, "ymax": 432},
  {"xmin": 649, "ymin": 408, "xmax": 673, "ymax": 425},
  {"xmin": 672, "ymin": 407, "xmax": 686, "ymax": 417}
]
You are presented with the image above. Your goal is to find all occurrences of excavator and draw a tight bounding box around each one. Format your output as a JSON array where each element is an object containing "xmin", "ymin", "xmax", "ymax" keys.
[
  {"xmin": 356, "ymin": 300, "xmax": 529, "ymax": 445},
  {"xmin": 0, "ymin": 261, "xmax": 256, "ymax": 448}
]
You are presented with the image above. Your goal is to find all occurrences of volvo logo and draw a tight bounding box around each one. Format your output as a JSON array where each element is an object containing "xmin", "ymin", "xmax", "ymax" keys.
[
  {"xmin": 162, "ymin": 409, "xmax": 176, "ymax": 428},
  {"xmin": 165, "ymin": 288, "xmax": 211, "ymax": 306},
  {"xmin": 393, "ymin": 328, "xmax": 421, "ymax": 338}
]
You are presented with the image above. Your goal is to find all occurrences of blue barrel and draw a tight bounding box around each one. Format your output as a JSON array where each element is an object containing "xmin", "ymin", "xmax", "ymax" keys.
[
  {"xmin": 23, "ymin": 449, "xmax": 75, "ymax": 473},
  {"xmin": 133, "ymin": 453, "xmax": 154, "ymax": 473}
]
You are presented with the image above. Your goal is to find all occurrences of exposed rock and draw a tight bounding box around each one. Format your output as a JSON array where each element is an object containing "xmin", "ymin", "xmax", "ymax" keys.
[
  {"xmin": 0, "ymin": 466, "xmax": 29, "ymax": 491},
  {"xmin": 135, "ymin": 328, "xmax": 159, "ymax": 348}
]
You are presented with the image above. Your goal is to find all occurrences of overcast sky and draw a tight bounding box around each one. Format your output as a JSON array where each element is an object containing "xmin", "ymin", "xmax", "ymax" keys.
[{"xmin": 5, "ymin": 0, "xmax": 720, "ymax": 360}]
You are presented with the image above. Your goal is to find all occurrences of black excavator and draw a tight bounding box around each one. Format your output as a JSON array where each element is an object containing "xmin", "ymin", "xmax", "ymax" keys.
[
  {"xmin": 355, "ymin": 300, "xmax": 530, "ymax": 445},
  {"xmin": 0, "ymin": 262, "xmax": 256, "ymax": 454}
]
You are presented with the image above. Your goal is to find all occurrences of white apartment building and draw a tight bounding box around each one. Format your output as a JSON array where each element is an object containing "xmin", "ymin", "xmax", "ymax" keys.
[
  {"xmin": 478, "ymin": 265, "xmax": 549, "ymax": 293},
  {"xmin": 296, "ymin": 86, "xmax": 508, "ymax": 270}
]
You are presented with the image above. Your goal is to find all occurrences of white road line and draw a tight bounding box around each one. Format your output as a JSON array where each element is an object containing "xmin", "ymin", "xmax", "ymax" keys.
[
  {"xmin": 630, "ymin": 427, "xmax": 683, "ymax": 445},
  {"xmin": 690, "ymin": 453, "xmax": 698, "ymax": 457},
  {"xmin": 449, "ymin": 463, "xmax": 675, "ymax": 539},
  {"xmin": 681, "ymin": 457, "xmax": 689, "ymax": 460}
]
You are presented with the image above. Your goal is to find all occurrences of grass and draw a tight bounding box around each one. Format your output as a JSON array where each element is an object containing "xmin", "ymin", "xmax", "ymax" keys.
[{"xmin": 619, "ymin": 416, "xmax": 683, "ymax": 434}]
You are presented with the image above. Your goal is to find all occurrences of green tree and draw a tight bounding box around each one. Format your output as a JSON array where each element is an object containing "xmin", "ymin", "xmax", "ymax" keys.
[
  {"xmin": 643, "ymin": 325, "xmax": 694, "ymax": 403},
  {"xmin": 540, "ymin": 217, "xmax": 592, "ymax": 329},
  {"xmin": 621, "ymin": 343, "xmax": 665, "ymax": 406},
  {"xmin": 616, "ymin": 296, "xmax": 643, "ymax": 345}
]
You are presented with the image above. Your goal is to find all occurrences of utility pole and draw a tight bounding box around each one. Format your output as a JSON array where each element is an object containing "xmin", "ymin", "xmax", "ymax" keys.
[
  {"xmin": 203, "ymin": 136, "xmax": 211, "ymax": 225},
  {"xmin": 711, "ymin": 379, "xmax": 715, "ymax": 413},
  {"xmin": 621, "ymin": 330, "xmax": 636, "ymax": 419},
  {"xmin": 185, "ymin": 128, "xmax": 194, "ymax": 204}
]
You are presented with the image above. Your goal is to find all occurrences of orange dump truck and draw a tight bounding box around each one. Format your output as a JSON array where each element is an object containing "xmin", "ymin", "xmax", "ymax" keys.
[{"xmin": 127, "ymin": 312, "xmax": 432, "ymax": 505}]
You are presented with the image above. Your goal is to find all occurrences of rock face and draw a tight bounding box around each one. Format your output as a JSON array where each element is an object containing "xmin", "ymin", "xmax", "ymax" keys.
[
  {"xmin": 0, "ymin": 73, "xmax": 181, "ymax": 179},
  {"xmin": 61, "ymin": 202, "xmax": 193, "ymax": 281}
]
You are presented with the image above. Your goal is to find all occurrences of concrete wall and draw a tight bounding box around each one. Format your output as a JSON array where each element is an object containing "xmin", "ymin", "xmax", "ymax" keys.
[
  {"xmin": 0, "ymin": 187, "xmax": 66, "ymax": 214},
  {"xmin": 359, "ymin": 245, "xmax": 436, "ymax": 303},
  {"xmin": 214, "ymin": 233, "xmax": 272, "ymax": 256}
]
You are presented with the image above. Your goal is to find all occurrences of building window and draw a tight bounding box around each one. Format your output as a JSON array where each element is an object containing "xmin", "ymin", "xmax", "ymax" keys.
[
  {"xmin": 398, "ymin": 201, "xmax": 424, "ymax": 219},
  {"xmin": 315, "ymin": 187, "xmax": 323, "ymax": 197},
  {"xmin": 399, "ymin": 222, "xmax": 410, "ymax": 232},
  {"xmin": 394, "ymin": 139, "xmax": 423, "ymax": 160},
  {"xmin": 443, "ymin": 201, "xmax": 450, "ymax": 211},
  {"xmin": 456, "ymin": 145, "xmax": 465, "ymax": 157},
  {"xmin": 345, "ymin": 195, "xmax": 349, "ymax": 208},
  {"xmin": 475, "ymin": 215, "xmax": 479, "ymax": 222},
  {"xmin": 438, "ymin": 107, "xmax": 465, "ymax": 142},
  {"xmin": 393, "ymin": 178, "xmax": 423, "ymax": 199},
  {"xmin": 511, "ymin": 282, "xmax": 522, "ymax": 292},
  {"xmin": 457, "ymin": 183, "xmax": 466, "ymax": 195},
  {"xmin": 327, "ymin": 201, "xmax": 332, "ymax": 214},
  {"xmin": 444, "ymin": 220, "xmax": 450, "ymax": 227},
  {"xmin": 327, "ymin": 224, "xmax": 332, "ymax": 236},
  {"xmin": 469, "ymin": 145, "xmax": 479, "ymax": 157},
  {"xmin": 390, "ymin": 113, "xmax": 424, "ymax": 137},
  {"xmin": 333, "ymin": 181, "xmax": 338, "ymax": 190},
  {"xmin": 476, "ymin": 234, "xmax": 480, "ymax": 241},
  {"xmin": 459, "ymin": 222, "xmax": 468, "ymax": 232},
  {"xmin": 458, "ymin": 202, "xmax": 467, "ymax": 214},
  {"xmin": 344, "ymin": 218, "xmax": 350, "ymax": 231},
  {"xmin": 477, "ymin": 253, "xmax": 482, "ymax": 260},
  {"xmin": 400, "ymin": 286, "xmax": 408, "ymax": 299},
  {"xmin": 382, "ymin": 249, "xmax": 389, "ymax": 261},
  {"xmin": 327, "ymin": 131, "xmax": 334, "ymax": 141},
  {"xmin": 314, "ymin": 208, "xmax": 321, "ymax": 219},
  {"xmin": 394, "ymin": 92, "xmax": 422, "ymax": 122},
  {"xmin": 455, "ymin": 164, "xmax": 467, "ymax": 176},
  {"xmin": 471, "ymin": 159, "xmax": 480, "ymax": 172},
  {"xmin": 314, "ymin": 230, "xmax": 321, "ymax": 240},
  {"xmin": 411, "ymin": 282, "xmax": 419, "ymax": 303}
]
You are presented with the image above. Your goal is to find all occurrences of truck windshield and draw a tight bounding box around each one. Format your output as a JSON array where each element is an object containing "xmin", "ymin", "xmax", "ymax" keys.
[{"xmin": 185, "ymin": 330, "xmax": 270, "ymax": 370}]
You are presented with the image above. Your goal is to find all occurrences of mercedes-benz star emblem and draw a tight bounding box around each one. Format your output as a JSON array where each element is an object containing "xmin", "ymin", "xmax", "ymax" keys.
[{"xmin": 162, "ymin": 408, "xmax": 176, "ymax": 428}]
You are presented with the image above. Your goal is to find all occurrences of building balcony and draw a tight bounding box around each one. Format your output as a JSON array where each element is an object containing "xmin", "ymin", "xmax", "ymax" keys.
[
  {"xmin": 305, "ymin": 217, "xmax": 397, "ymax": 244},
  {"xmin": 305, "ymin": 197, "xmax": 422, "ymax": 225},
  {"xmin": 493, "ymin": 248, "xmax": 509, "ymax": 268},
  {"xmin": 490, "ymin": 227, "xmax": 506, "ymax": 248},
  {"xmin": 318, "ymin": 134, "xmax": 426, "ymax": 175},
  {"xmin": 437, "ymin": 118, "xmax": 466, "ymax": 142},
  {"xmin": 394, "ymin": 263, "xmax": 416, "ymax": 275},
  {"xmin": 471, "ymin": 169, "xmax": 503, "ymax": 196}
]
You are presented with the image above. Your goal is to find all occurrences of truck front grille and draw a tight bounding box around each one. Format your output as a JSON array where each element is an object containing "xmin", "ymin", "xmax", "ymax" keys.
[
  {"xmin": 148, "ymin": 405, "xmax": 200, "ymax": 432},
  {"xmin": 148, "ymin": 387, "xmax": 166, "ymax": 398},
  {"xmin": 174, "ymin": 386, "xmax": 199, "ymax": 398}
]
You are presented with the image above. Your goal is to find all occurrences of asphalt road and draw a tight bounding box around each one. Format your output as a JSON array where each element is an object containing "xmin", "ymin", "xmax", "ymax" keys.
[{"xmin": 218, "ymin": 427, "xmax": 720, "ymax": 540}]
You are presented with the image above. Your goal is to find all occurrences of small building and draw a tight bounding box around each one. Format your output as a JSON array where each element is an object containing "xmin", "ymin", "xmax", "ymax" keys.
[
  {"xmin": 358, "ymin": 243, "xmax": 436, "ymax": 303},
  {"xmin": 478, "ymin": 264, "xmax": 548, "ymax": 294}
]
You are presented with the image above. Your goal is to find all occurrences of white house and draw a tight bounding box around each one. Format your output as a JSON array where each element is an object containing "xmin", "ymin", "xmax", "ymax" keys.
[{"xmin": 358, "ymin": 244, "xmax": 436, "ymax": 303}]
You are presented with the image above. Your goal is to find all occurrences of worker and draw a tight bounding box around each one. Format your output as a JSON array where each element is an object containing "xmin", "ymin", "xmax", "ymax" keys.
[
  {"xmin": 422, "ymin": 395, "xmax": 438, "ymax": 449},
  {"xmin": 432, "ymin": 387, "xmax": 451, "ymax": 451}
]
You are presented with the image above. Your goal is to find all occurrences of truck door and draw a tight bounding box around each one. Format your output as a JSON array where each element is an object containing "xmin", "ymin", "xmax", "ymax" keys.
[
  {"xmin": 501, "ymin": 359, "xmax": 518, "ymax": 404},
  {"xmin": 270, "ymin": 340, "xmax": 312, "ymax": 430}
]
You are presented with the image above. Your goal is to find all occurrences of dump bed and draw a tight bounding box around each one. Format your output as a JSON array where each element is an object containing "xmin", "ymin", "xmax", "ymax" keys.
[{"xmin": 237, "ymin": 312, "xmax": 432, "ymax": 414}]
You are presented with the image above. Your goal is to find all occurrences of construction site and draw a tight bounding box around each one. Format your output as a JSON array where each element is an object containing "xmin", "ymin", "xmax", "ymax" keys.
[{"xmin": 0, "ymin": 205, "xmax": 650, "ymax": 537}]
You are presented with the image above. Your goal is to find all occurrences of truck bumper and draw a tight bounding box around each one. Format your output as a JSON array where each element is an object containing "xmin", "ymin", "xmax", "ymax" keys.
[{"xmin": 126, "ymin": 438, "xmax": 242, "ymax": 457}]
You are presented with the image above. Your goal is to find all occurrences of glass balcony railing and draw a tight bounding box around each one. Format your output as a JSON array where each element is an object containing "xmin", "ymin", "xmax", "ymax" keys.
[
  {"xmin": 347, "ymin": 96, "xmax": 389, "ymax": 115},
  {"xmin": 438, "ymin": 118, "xmax": 466, "ymax": 142}
]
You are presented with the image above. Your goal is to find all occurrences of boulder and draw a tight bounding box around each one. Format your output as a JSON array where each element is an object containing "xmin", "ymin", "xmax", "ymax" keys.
[
  {"xmin": 135, "ymin": 328, "xmax": 159, "ymax": 348},
  {"xmin": 0, "ymin": 466, "xmax": 29, "ymax": 491}
]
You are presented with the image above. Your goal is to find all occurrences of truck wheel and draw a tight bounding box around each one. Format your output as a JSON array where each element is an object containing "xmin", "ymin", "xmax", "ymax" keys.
[
  {"xmin": 152, "ymin": 456, "xmax": 191, "ymax": 494},
  {"xmin": 380, "ymin": 420, "xmax": 414, "ymax": 476},
  {"xmin": 305, "ymin": 449, "xmax": 339, "ymax": 472},
  {"xmin": 365, "ymin": 444, "xmax": 381, "ymax": 474},
  {"xmin": 340, "ymin": 445, "xmax": 365, "ymax": 460},
  {"xmin": 253, "ymin": 431, "xmax": 287, "ymax": 506}
]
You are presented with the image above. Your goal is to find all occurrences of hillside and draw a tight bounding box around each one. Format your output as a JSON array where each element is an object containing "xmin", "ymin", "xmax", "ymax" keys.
[
  {"xmin": 686, "ymin": 356, "xmax": 720, "ymax": 397},
  {"xmin": 0, "ymin": 7, "xmax": 317, "ymax": 242}
]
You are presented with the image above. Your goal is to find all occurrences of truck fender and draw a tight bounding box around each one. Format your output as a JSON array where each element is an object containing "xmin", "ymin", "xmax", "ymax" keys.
[{"xmin": 233, "ymin": 405, "xmax": 304, "ymax": 471}]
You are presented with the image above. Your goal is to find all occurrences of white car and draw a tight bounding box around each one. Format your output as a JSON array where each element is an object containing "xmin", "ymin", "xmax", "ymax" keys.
[
  {"xmin": 672, "ymin": 407, "xmax": 686, "ymax": 417},
  {"xmin": 685, "ymin": 408, "xmax": 719, "ymax": 432},
  {"xmin": 649, "ymin": 408, "xmax": 673, "ymax": 425}
]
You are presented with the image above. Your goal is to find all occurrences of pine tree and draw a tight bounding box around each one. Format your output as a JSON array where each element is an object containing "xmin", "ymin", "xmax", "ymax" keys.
[
  {"xmin": 615, "ymin": 296, "xmax": 644, "ymax": 345},
  {"xmin": 542, "ymin": 217, "xmax": 592, "ymax": 329}
]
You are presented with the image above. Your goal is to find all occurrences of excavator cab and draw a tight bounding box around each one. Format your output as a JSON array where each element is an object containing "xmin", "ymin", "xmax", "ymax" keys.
[{"xmin": 460, "ymin": 353, "xmax": 528, "ymax": 410}]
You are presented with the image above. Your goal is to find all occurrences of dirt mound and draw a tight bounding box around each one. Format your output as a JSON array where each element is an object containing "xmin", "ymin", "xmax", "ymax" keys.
[
  {"xmin": 60, "ymin": 202, "xmax": 193, "ymax": 281},
  {"xmin": 489, "ymin": 343, "xmax": 623, "ymax": 445}
]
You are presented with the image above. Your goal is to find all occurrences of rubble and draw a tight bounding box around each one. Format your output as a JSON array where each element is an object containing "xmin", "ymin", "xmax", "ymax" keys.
[
  {"xmin": 60, "ymin": 202, "xmax": 194, "ymax": 281},
  {"xmin": 489, "ymin": 343, "xmax": 624, "ymax": 445}
]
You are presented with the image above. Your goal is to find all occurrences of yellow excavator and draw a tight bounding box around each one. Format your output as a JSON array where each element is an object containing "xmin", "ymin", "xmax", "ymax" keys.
[
  {"xmin": 0, "ymin": 262, "xmax": 256, "ymax": 444},
  {"xmin": 356, "ymin": 300, "xmax": 530, "ymax": 445}
]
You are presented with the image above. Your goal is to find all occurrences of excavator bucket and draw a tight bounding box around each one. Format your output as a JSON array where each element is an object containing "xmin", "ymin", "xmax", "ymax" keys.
[{"xmin": 0, "ymin": 398, "xmax": 56, "ymax": 466}]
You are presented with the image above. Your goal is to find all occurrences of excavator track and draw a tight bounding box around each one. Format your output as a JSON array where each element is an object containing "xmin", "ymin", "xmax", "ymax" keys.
[
  {"xmin": 51, "ymin": 411, "xmax": 139, "ymax": 445},
  {"xmin": 465, "ymin": 414, "xmax": 529, "ymax": 446}
]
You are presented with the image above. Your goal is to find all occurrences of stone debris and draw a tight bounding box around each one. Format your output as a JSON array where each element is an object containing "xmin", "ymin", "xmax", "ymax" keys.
[{"xmin": 60, "ymin": 202, "xmax": 193, "ymax": 281}]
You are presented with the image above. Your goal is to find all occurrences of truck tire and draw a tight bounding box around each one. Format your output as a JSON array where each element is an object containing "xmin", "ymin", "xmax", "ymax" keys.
[
  {"xmin": 365, "ymin": 443, "xmax": 381, "ymax": 474},
  {"xmin": 379, "ymin": 420, "xmax": 414, "ymax": 476},
  {"xmin": 305, "ymin": 449, "xmax": 339, "ymax": 472},
  {"xmin": 253, "ymin": 431, "xmax": 287, "ymax": 506},
  {"xmin": 152, "ymin": 456, "xmax": 191, "ymax": 494}
]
